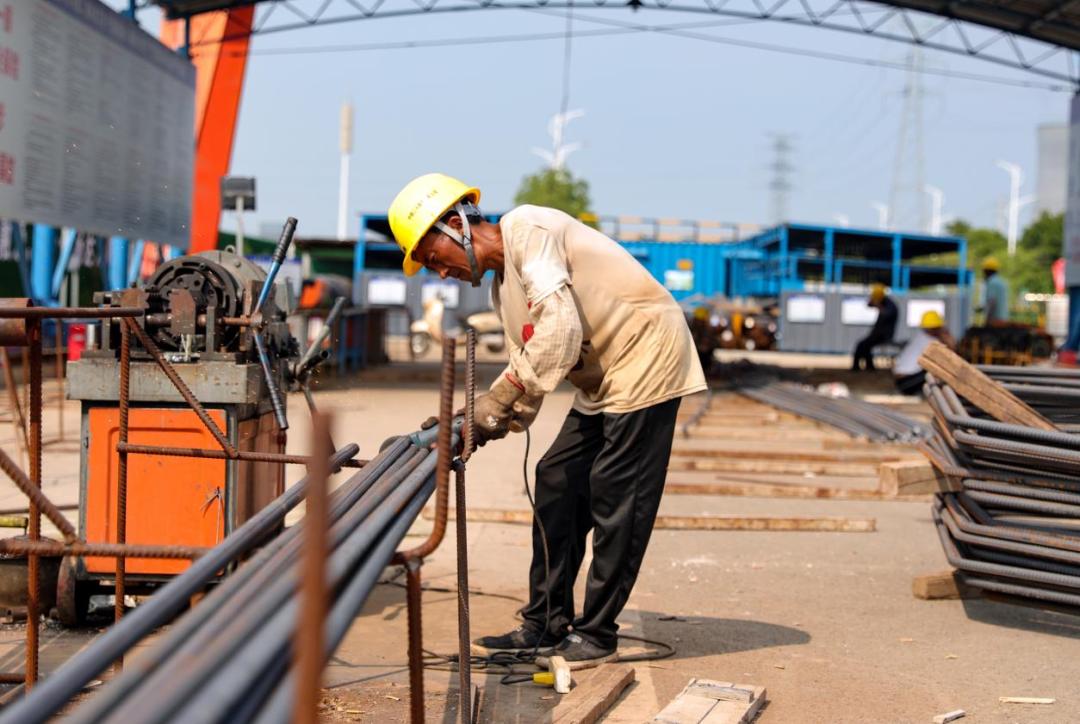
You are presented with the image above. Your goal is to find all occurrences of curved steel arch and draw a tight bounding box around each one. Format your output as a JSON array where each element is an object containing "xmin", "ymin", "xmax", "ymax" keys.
[{"xmin": 214, "ymin": 0, "xmax": 1080, "ymax": 85}]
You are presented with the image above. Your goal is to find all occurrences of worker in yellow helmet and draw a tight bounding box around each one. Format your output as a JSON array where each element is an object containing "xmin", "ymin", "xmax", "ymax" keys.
[
  {"xmin": 979, "ymin": 257, "xmax": 1009, "ymax": 324},
  {"xmin": 851, "ymin": 282, "xmax": 898, "ymax": 371},
  {"xmin": 388, "ymin": 173, "xmax": 706, "ymax": 666},
  {"xmin": 893, "ymin": 310, "xmax": 956, "ymax": 395}
]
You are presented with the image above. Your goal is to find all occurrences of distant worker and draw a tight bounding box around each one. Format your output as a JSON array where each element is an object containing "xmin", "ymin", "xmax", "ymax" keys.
[
  {"xmin": 980, "ymin": 257, "xmax": 1009, "ymax": 324},
  {"xmin": 689, "ymin": 306, "xmax": 717, "ymax": 375},
  {"xmin": 851, "ymin": 283, "xmax": 898, "ymax": 372},
  {"xmin": 388, "ymin": 173, "xmax": 706, "ymax": 667},
  {"xmin": 893, "ymin": 310, "xmax": 955, "ymax": 395}
]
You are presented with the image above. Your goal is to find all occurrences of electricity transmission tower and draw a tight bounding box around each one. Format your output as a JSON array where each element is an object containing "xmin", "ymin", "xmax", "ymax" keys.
[
  {"xmin": 888, "ymin": 49, "xmax": 927, "ymax": 232},
  {"xmin": 768, "ymin": 133, "xmax": 795, "ymax": 224}
]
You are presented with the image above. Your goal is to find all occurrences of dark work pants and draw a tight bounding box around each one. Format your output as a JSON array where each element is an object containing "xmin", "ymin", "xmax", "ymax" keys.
[
  {"xmin": 852, "ymin": 332, "xmax": 891, "ymax": 371},
  {"xmin": 521, "ymin": 397, "xmax": 681, "ymax": 650},
  {"xmin": 895, "ymin": 371, "xmax": 926, "ymax": 396}
]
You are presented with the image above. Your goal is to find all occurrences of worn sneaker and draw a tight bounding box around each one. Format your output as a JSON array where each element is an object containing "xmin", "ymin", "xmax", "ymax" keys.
[
  {"xmin": 535, "ymin": 633, "xmax": 618, "ymax": 670},
  {"xmin": 473, "ymin": 625, "xmax": 560, "ymax": 652}
]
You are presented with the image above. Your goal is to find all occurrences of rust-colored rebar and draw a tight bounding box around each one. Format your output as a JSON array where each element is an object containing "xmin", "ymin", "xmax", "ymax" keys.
[
  {"xmin": 462, "ymin": 329, "xmax": 476, "ymax": 464},
  {"xmin": 404, "ymin": 559, "xmax": 425, "ymax": 724},
  {"xmin": 1, "ymin": 349, "xmax": 28, "ymax": 466},
  {"xmin": 115, "ymin": 321, "xmax": 131, "ymax": 651},
  {"xmin": 454, "ymin": 462, "xmax": 472, "ymax": 724},
  {"xmin": 54, "ymin": 321, "xmax": 63, "ymax": 442},
  {"xmin": 0, "ymin": 306, "xmax": 144, "ymax": 319},
  {"xmin": 0, "ymin": 447, "xmax": 77, "ymax": 543},
  {"xmin": 115, "ymin": 443, "xmax": 365, "ymax": 469},
  {"xmin": 0, "ymin": 672, "xmax": 27, "ymax": 684},
  {"xmin": 0, "ymin": 539, "xmax": 206, "ymax": 559},
  {"xmin": 25, "ymin": 320, "xmax": 41, "ymax": 690},
  {"xmin": 393, "ymin": 337, "xmax": 456, "ymax": 724},
  {"xmin": 394, "ymin": 337, "xmax": 455, "ymax": 563},
  {"xmin": 123, "ymin": 318, "xmax": 236, "ymax": 457},
  {"xmin": 293, "ymin": 413, "xmax": 331, "ymax": 724}
]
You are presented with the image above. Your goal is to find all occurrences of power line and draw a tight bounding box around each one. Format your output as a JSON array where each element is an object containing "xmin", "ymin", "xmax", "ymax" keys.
[
  {"xmin": 241, "ymin": 15, "xmax": 1073, "ymax": 92},
  {"xmin": 768, "ymin": 133, "xmax": 795, "ymax": 224}
]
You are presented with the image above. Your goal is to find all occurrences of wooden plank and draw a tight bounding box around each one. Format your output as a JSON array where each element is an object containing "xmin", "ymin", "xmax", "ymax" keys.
[
  {"xmin": 671, "ymin": 447, "xmax": 918, "ymax": 464},
  {"xmin": 653, "ymin": 679, "xmax": 766, "ymax": 724},
  {"xmin": 685, "ymin": 428, "xmax": 854, "ymax": 442},
  {"xmin": 551, "ymin": 664, "xmax": 635, "ymax": 724},
  {"xmin": 912, "ymin": 570, "xmax": 980, "ymax": 600},
  {"xmin": 432, "ymin": 508, "xmax": 877, "ymax": 533},
  {"xmin": 669, "ymin": 458, "xmax": 879, "ymax": 477},
  {"xmin": 879, "ymin": 460, "xmax": 959, "ymax": 496},
  {"xmin": 665, "ymin": 480, "xmax": 909, "ymax": 501},
  {"xmin": 919, "ymin": 342, "xmax": 1057, "ymax": 431}
]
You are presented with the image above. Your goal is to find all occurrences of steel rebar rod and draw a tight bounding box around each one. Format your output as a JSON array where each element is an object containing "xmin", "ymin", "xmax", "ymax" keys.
[{"xmin": 0, "ymin": 443, "xmax": 362, "ymax": 724}]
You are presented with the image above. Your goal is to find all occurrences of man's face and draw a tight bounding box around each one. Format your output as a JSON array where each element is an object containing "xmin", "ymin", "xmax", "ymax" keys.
[{"xmin": 412, "ymin": 230, "xmax": 472, "ymax": 281}]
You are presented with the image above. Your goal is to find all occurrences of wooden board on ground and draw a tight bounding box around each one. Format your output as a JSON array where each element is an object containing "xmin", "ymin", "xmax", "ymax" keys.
[
  {"xmin": 879, "ymin": 460, "xmax": 958, "ymax": 496},
  {"xmin": 671, "ymin": 446, "xmax": 918, "ymax": 464},
  {"xmin": 664, "ymin": 479, "xmax": 923, "ymax": 502},
  {"xmin": 652, "ymin": 679, "xmax": 766, "ymax": 724},
  {"xmin": 918, "ymin": 342, "xmax": 1057, "ymax": 431},
  {"xmin": 433, "ymin": 508, "xmax": 877, "ymax": 532},
  {"xmin": 913, "ymin": 570, "xmax": 981, "ymax": 600},
  {"xmin": 551, "ymin": 664, "xmax": 635, "ymax": 724},
  {"xmin": 668, "ymin": 458, "xmax": 880, "ymax": 477}
]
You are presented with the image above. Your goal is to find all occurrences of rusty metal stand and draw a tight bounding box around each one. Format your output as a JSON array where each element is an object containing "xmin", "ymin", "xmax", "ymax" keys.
[
  {"xmin": 114, "ymin": 321, "xmax": 131, "ymax": 670},
  {"xmin": 25, "ymin": 320, "xmax": 41, "ymax": 690},
  {"xmin": 294, "ymin": 414, "xmax": 331, "ymax": 724}
]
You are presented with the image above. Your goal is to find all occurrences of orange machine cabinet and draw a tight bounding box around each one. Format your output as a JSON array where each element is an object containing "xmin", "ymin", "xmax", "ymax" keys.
[{"xmin": 85, "ymin": 408, "xmax": 228, "ymax": 576}]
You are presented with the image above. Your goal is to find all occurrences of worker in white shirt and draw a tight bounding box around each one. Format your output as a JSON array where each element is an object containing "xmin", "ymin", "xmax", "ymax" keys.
[
  {"xmin": 388, "ymin": 173, "xmax": 706, "ymax": 667},
  {"xmin": 893, "ymin": 310, "xmax": 955, "ymax": 395}
]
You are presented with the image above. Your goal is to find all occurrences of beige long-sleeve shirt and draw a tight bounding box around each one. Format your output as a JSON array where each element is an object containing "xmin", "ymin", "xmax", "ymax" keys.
[{"xmin": 492, "ymin": 205, "xmax": 706, "ymax": 414}]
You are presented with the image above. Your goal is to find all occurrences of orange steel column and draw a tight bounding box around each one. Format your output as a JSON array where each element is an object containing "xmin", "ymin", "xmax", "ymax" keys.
[{"xmin": 161, "ymin": 9, "xmax": 255, "ymax": 252}]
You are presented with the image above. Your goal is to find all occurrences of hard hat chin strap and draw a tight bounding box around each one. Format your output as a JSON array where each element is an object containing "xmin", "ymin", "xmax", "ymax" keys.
[{"xmin": 433, "ymin": 202, "xmax": 483, "ymax": 287}]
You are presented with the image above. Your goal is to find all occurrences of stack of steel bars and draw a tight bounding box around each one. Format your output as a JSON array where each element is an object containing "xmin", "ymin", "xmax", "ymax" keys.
[
  {"xmin": 978, "ymin": 365, "xmax": 1080, "ymax": 430},
  {"xmin": 923, "ymin": 370, "xmax": 1080, "ymax": 609},
  {"xmin": 740, "ymin": 381, "xmax": 928, "ymax": 442},
  {"xmin": 0, "ymin": 335, "xmax": 471, "ymax": 724}
]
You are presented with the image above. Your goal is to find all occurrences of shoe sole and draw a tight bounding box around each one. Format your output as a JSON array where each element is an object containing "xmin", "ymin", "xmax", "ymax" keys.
[
  {"xmin": 534, "ymin": 651, "xmax": 619, "ymax": 671},
  {"xmin": 470, "ymin": 642, "xmax": 554, "ymax": 657}
]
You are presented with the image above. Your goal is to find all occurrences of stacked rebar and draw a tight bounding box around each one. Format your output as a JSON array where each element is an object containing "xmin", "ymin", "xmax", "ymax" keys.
[
  {"xmin": 740, "ymin": 382, "xmax": 928, "ymax": 442},
  {"xmin": 924, "ymin": 371, "xmax": 1080, "ymax": 609},
  {"xmin": 0, "ymin": 432, "xmax": 443, "ymax": 724},
  {"xmin": 979, "ymin": 364, "xmax": 1080, "ymax": 430}
]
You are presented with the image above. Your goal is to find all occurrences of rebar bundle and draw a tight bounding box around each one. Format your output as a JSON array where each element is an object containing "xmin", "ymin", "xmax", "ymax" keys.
[
  {"xmin": 740, "ymin": 382, "xmax": 928, "ymax": 442},
  {"xmin": 924, "ymin": 370, "xmax": 1080, "ymax": 610}
]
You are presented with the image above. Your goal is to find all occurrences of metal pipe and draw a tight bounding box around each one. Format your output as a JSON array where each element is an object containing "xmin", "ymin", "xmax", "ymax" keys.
[
  {"xmin": 454, "ymin": 462, "xmax": 472, "ymax": 724},
  {"xmin": 0, "ymin": 444, "xmax": 362, "ymax": 724},
  {"xmin": 0, "ymin": 539, "xmax": 206, "ymax": 559},
  {"xmin": 115, "ymin": 321, "xmax": 131, "ymax": 651},
  {"xmin": 62, "ymin": 441, "xmax": 408, "ymax": 724},
  {"xmin": 294, "ymin": 414, "xmax": 330, "ymax": 724},
  {"xmin": 253, "ymin": 331, "xmax": 288, "ymax": 432},
  {"xmin": 115, "ymin": 443, "xmax": 366, "ymax": 468},
  {"xmin": 25, "ymin": 320, "xmax": 41, "ymax": 690},
  {"xmin": 0, "ymin": 307, "xmax": 144, "ymax": 319},
  {"xmin": 405, "ymin": 558, "xmax": 425, "ymax": 724}
]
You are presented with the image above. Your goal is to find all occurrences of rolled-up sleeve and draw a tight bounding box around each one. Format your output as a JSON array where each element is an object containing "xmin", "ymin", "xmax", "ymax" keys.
[{"xmin": 504, "ymin": 286, "xmax": 582, "ymax": 397}]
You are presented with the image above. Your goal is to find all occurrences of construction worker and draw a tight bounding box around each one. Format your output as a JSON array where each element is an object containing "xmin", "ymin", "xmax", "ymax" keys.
[
  {"xmin": 388, "ymin": 173, "xmax": 706, "ymax": 666},
  {"xmin": 689, "ymin": 306, "xmax": 717, "ymax": 375},
  {"xmin": 980, "ymin": 257, "xmax": 1009, "ymax": 324},
  {"xmin": 851, "ymin": 283, "xmax": 898, "ymax": 372},
  {"xmin": 892, "ymin": 310, "xmax": 955, "ymax": 395}
]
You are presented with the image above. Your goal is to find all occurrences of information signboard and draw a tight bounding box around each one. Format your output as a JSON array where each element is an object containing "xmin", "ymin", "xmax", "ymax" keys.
[{"xmin": 0, "ymin": 0, "xmax": 195, "ymax": 247}]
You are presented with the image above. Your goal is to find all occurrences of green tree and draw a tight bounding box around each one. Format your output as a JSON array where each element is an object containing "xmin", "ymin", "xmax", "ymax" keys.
[
  {"xmin": 513, "ymin": 168, "xmax": 593, "ymax": 220},
  {"xmin": 946, "ymin": 213, "xmax": 1063, "ymax": 296}
]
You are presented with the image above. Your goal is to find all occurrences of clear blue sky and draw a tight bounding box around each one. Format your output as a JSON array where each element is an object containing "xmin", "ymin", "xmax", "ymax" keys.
[{"xmin": 115, "ymin": 1, "xmax": 1070, "ymax": 240}]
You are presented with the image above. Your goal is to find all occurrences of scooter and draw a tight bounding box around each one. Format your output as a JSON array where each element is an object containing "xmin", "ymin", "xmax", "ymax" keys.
[{"xmin": 409, "ymin": 295, "xmax": 505, "ymax": 358}]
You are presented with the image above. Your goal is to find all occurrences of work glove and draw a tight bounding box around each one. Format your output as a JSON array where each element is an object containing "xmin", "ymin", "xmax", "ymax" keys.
[
  {"xmin": 473, "ymin": 374, "xmax": 524, "ymax": 444},
  {"xmin": 509, "ymin": 394, "xmax": 543, "ymax": 433}
]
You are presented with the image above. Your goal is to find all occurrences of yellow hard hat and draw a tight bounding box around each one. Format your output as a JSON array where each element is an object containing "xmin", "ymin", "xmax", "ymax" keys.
[
  {"xmin": 693, "ymin": 306, "xmax": 710, "ymax": 321},
  {"xmin": 388, "ymin": 173, "xmax": 480, "ymax": 276},
  {"xmin": 869, "ymin": 283, "xmax": 886, "ymax": 304},
  {"xmin": 982, "ymin": 257, "xmax": 1001, "ymax": 272},
  {"xmin": 920, "ymin": 310, "xmax": 944, "ymax": 330}
]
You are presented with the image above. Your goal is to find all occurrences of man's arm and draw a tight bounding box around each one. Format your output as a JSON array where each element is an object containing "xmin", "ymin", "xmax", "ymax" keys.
[{"xmin": 502, "ymin": 286, "xmax": 583, "ymax": 398}]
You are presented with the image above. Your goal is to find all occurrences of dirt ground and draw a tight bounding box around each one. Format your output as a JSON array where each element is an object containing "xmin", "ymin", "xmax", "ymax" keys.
[{"xmin": 0, "ymin": 350, "xmax": 1077, "ymax": 722}]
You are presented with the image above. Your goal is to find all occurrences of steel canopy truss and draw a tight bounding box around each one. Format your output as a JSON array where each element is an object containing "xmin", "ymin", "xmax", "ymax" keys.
[{"xmin": 168, "ymin": 0, "xmax": 1080, "ymax": 85}]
